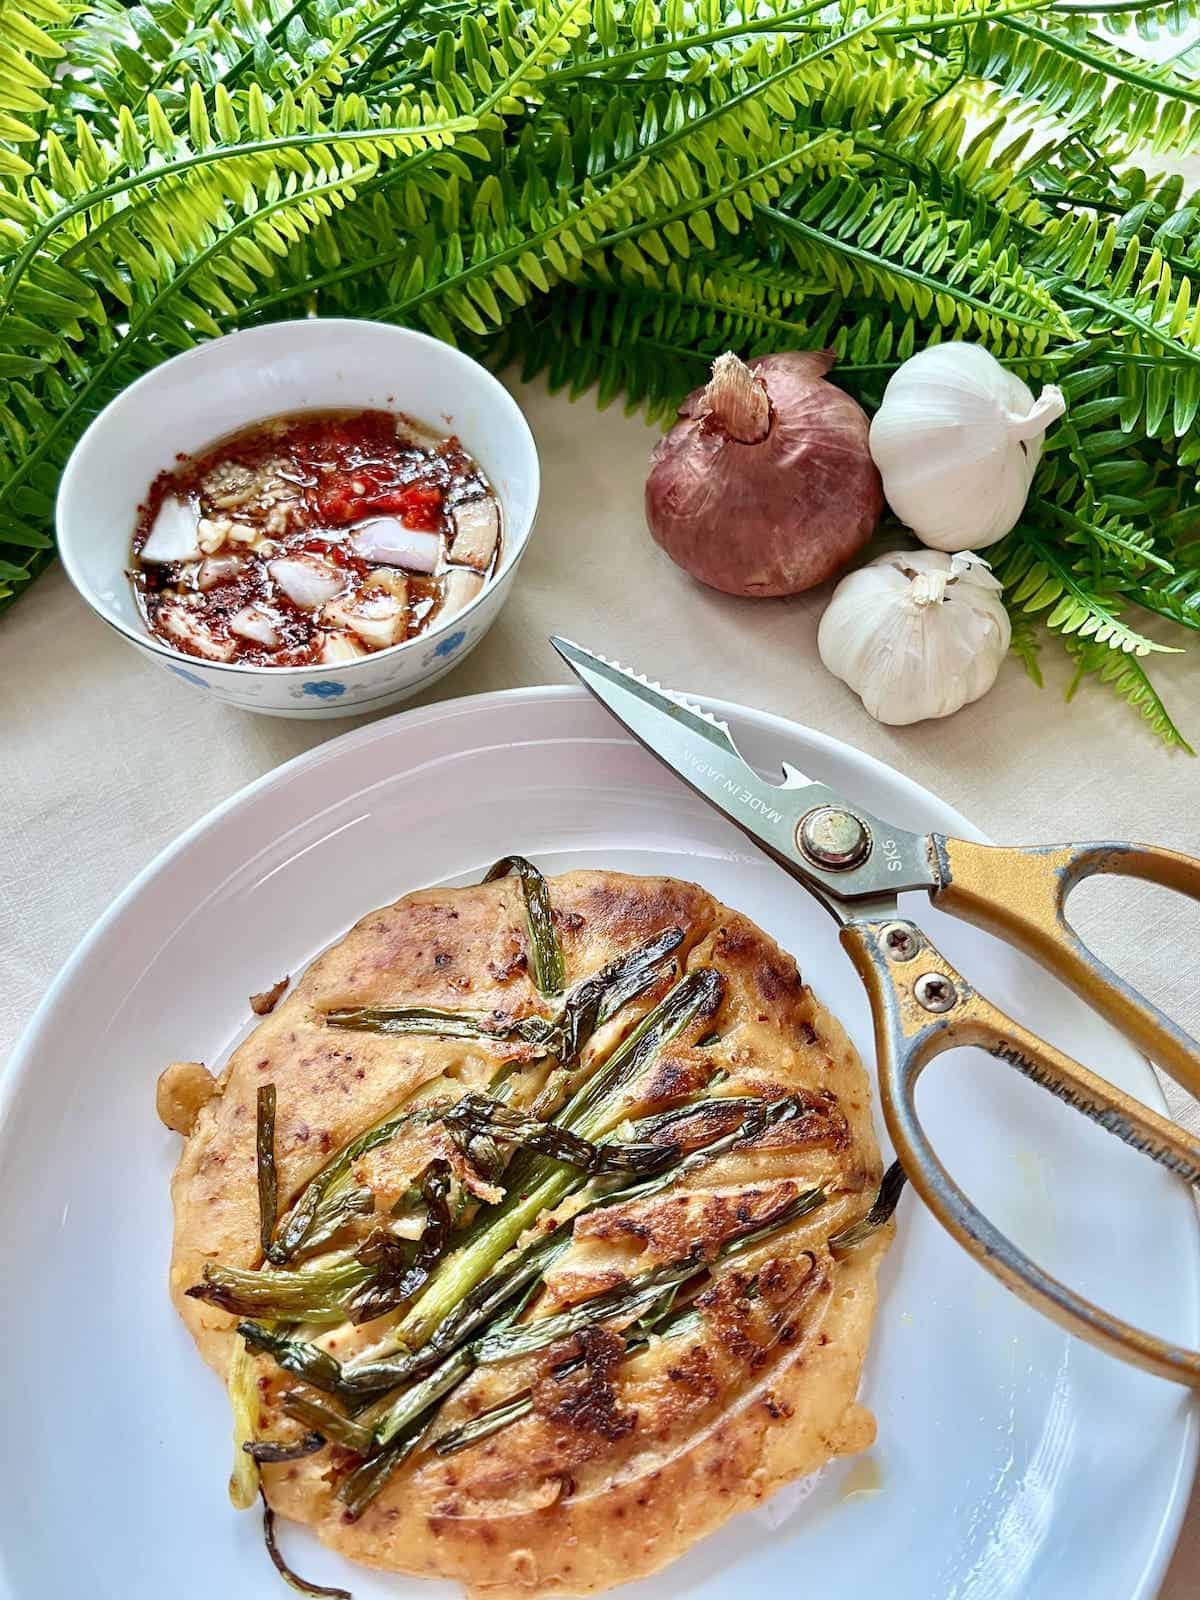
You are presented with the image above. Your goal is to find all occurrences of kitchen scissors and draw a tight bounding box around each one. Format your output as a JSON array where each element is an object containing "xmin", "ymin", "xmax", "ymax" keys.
[{"xmin": 552, "ymin": 635, "xmax": 1200, "ymax": 1385}]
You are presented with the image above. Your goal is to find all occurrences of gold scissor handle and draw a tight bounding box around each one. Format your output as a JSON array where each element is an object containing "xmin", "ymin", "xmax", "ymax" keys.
[
  {"xmin": 839, "ymin": 916, "xmax": 1200, "ymax": 1385},
  {"xmin": 930, "ymin": 836, "xmax": 1200, "ymax": 1101}
]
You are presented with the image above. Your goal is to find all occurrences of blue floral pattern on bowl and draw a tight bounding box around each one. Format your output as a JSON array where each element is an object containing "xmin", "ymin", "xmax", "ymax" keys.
[
  {"xmin": 427, "ymin": 629, "xmax": 467, "ymax": 664},
  {"xmin": 301, "ymin": 680, "xmax": 347, "ymax": 700}
]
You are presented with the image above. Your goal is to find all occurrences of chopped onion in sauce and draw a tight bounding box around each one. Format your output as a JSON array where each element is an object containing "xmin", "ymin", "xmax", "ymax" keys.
[
  {"xmin": 230, "ymin": 603, "xmax": 283, "ymax": 647},
  {"xmin": 159, "ymin": 601, "xmax": 235, "ymax": 661},
  {"xmin": 364, "ymin": 567, "xmax": 410, "ymax": 603},
  {"xmin": 348, "ymin": 517, "xmax": 441, "ymax": 573},
  {"xmin": 449, "ymin": 498, "xmax": 499, "ymax": 572},
  {"xmin": 320, "ymin": 632, "xmax": 367, "ymax": 664},
  {"xmin": 140, "ymin": 497, "xmax": 202, "ymax": 564},
  {"xmin": 197, "ymin": 554, "xmax": 244, "ymax": 590},
  {"xmin": 440, "ymin": 566, "xmax": 484, "ymax": 620},
  {"xmin": 322, "ymin": 589, "xmax": 406, "ymax": 650},
  {"xmin": 267, "ymin": 555, "xmax": 347, "ymax": 611}
]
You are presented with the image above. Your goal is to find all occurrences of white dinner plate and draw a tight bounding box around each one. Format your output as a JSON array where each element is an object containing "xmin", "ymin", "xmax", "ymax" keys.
[{"xmin": 2, "ymin": 686, "xmax": 1197, "ymax": 1600}]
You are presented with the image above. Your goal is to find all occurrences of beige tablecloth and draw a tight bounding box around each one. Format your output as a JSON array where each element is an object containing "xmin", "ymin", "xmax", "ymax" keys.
[{"xmin": 2, "ymin": 374, "xmax": 1197, "ymax": 1592}]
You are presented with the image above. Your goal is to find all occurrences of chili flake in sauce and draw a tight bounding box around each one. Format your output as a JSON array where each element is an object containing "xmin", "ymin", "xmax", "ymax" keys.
[{"xmin": 130, "ymin": 409, "xmax": 501, "ymax": 667}]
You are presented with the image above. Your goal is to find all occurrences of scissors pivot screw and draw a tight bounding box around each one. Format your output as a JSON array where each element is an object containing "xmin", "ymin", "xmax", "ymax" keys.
[
  {"xmin": 797, "ymin": 806, "xmax": 871, "ymax": 871},
  {"xmin": 914, "ymin": 973, "xmax": 957, "ymax": 1013},
  {"xmin": 882, "ymin": 924, "xmax": 920, "ymax": 960}
]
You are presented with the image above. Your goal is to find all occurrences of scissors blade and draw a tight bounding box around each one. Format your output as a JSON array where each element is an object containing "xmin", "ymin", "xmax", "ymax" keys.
[
  {"xmin": 551, "ymin": 636, "xmax": 934, "ymax": 906},
  {"xmin": 553, "ymin": 633, "xmax": 765, "ymax": 774}
]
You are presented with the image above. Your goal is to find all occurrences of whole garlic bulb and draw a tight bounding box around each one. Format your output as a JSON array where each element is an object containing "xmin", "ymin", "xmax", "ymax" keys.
[
  {"xmin": 817, "ymin": 549, "xmax": 1011, "ymax": 725},
  {"xmin": 868, "ymin": 343, "xmax": 1066, "ymax": 551}
]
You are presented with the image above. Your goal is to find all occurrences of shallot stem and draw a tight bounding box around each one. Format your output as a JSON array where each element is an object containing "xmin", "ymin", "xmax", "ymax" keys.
[{"xmin": 702, "ymin": 352, "xmax": 772, "ymax": 443}]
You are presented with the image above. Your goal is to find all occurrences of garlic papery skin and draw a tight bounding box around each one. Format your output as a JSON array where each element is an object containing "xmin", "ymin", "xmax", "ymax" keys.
[
  {"xmin": 868, "ymin": 343, "xmax": 1066, "ymax": 551},
  {"xmin": 817, "ymin": 550, "xmax": 1011, "ymax": 725}
]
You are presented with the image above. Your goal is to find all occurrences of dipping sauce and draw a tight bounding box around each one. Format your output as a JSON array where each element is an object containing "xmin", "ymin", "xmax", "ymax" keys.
[{"xmin": 130, "ymin": 410, "xmax": 501, "ymax": 666}]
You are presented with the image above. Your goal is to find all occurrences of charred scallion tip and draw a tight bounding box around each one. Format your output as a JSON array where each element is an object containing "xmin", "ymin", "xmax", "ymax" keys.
[
  {"xmin": 245, "ymin": 1431, "xmax": 326, "ymax": 1464},
  {"xmin": 296, "ymin": 1186, "xmax": 375, "ymax": 1257},
  {"xmin": 557, "ymin": 925, "xmax": 685, "ymax": 1060},
  {"xmin": 345, "ymin": 1231, "xmax": 416, "ymax": 1327},
  {"xmin": 827, "ymin": 1160, "xmax": 907, "ymax": 1255},
  {"xmin": 188, "ymin": 1256, "xmax": 372, "ymax": 1325},
  {"xmin": 257, "ymin": 1084, "xmax": 282, "ymax": 1264},
  {"xmin": 337, "ymin": 1420, "xmax": 429, "ymax": 1521},
  {"xmin": 452, "ymin": 1124, "xmax": 506, "ymax": 1184},
  {"xmin": 415, "ymin": 1156, "xmax": 453, "ymax": 1260},
  {"xmin": 631, "ymin": 1095, "xmax": 766, "ymax": 1141},
  {"xmin": 324, "ymin": 1005, "xmax": 562, "ymax": 1050},
  {"xmin": 281, "ymin": 1392, "xmax": 375, "ymax": 1455},
  {"xmin": 398, "ymin": 967, "xmax": 725, "ymax": 1346},
  {"xmin": 272, "ymin": 1105, "xmax": 434, "ymax": 1263},
  {"xmin": 345, "ymin": 1158, "xmax": 454, "ymax": 1324},
  {"xmin": 559, "ymin": 965, "xmax": 724, "ymax": 1137},
  {"xmin": 256, "ymin": 1324, "xmax": 458, "ymax": 1405},
  {"xmin": 473, "ymin": 1274, "xmax": 679, "ymax": 1365},
  {"xmin": 482, "ymin": 855, "xmax": 565, "ymax": 996},
  {"xmin": 261, "ymin": 1492, "xmax": 352, "ymax": 1598},
  {"xmin": 443, "ymin": 1094, "xmax": 678, "ymax": 1177},
  {"xmin": 432, "ymin": 1390, "xmax": 534, "ymax": 1456},
  {"xmin": 238, "ymin": 1323, "xmax": 350, "ymax": 1398}
]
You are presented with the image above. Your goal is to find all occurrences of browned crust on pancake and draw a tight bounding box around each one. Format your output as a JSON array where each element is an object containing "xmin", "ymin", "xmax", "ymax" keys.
[{"xmin": 167, "ymin": 870, "xmax": 890, "ymax": 1597}]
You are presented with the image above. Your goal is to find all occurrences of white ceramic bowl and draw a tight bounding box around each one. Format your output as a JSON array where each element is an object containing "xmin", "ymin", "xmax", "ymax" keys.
[{"xmin": 56, "ymin": 320, "xmax": 540, "ymax": 718}]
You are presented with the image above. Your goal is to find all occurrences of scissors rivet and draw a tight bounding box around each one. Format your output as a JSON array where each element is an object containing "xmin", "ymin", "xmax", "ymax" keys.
[
  {"xmin": 914, "ymin": 973, "xmax": 957, "ymax": 1013},
  {"xmin": 882, "ymin": 924, "xmax": 919, "ymax": 961},
  {"xmin": 797, "ymin": 806, "xmax": 871, "ymax": 871}
]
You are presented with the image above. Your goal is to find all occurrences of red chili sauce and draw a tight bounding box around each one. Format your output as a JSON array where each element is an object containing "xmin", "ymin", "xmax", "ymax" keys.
[{"xmin": 130, "ymin": 409, "xmax": 501, "ymax": 667}]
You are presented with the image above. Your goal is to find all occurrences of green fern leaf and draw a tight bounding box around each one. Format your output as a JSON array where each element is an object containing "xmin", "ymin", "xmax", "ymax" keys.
[{"xmin": 1064, "ymin": 636, "xmax": 1194, "ymax": 753}]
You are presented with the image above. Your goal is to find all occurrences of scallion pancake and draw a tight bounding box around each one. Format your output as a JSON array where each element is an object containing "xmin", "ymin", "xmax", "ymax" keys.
[{"xmin": 165, "ymin": 869, "xmax": 891, "ymax": 1598}]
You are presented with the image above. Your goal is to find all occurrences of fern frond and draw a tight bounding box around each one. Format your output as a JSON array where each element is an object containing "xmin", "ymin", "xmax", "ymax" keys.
[
  {"xmin": 997, "ymin": 531, "xmax": 1178, "ymax": 654},
  {"xmin": 1063, "ymin": 0, "xmax": 1200, "ymax": 40},
  {"xmin": 968, "ymin": 15, "xmax": 1200, "ymax": 158},
  {"xmin": 758, "ymin": 176, "xmax": 1070, "ymax": 346},
  {"xmin": 1008, "ymin": 611, "xmax": 1046, "ymax": 686},
  {"xmin": 0, "ymin": 0, "xmax": 69, "ymax": 140},
  {"xmin": 1064, "ymin": 635, "xmax": 1194, "ymax": 752},
  {"xmin": 478, "ymin": 259, "xmax": 842, "ymax": 418},
  {"xmin": 1132, "ymin": 553, "xmax": 1200, "ymax": 634},
  {"xmin": 485, "ymin": 292, "xmax": 707, "ymax": 421}
]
